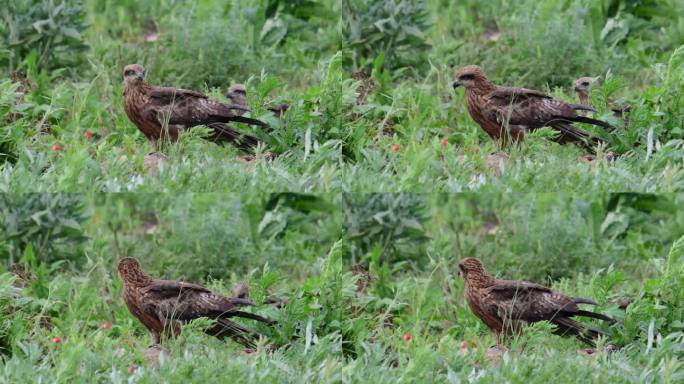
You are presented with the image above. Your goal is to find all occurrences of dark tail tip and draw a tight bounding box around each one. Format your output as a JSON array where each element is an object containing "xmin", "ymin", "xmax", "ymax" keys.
[
  {"xmin": 231, "ymin": 116, "xmax": 270, "ymax": 128},
  {"xmin": 572, "ymin": 116, "xmax": 616, "ymax": 132}
]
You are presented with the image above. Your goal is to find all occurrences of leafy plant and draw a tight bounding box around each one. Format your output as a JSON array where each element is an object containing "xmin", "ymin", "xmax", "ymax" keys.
[
  {"xmin": 0, "ymin": 0, "xmax": 89, "ymax": 73},
  {"xmin": 0, "ymin": 193, "xmax": 88, "ymax": 265},
  {"xmin": 342, "ymin": 193, "xmax": 429, "ymax": 264},
  {"xmin": 261, "ymin": 0, "xmax": 339, "ymax": 47},
  {"xmin": 342, "ymin": 0, "xmax": 432, "ymax": 72}
]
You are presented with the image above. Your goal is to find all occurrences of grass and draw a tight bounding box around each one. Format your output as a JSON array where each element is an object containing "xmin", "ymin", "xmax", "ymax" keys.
[
  {"xmin": 0, "ymin": 193, "xmax": 683, "ymax": 383},
  {"xmin": 1, "ymin": 0, "xmax": 683, "ymax": 192},
  {"xmin": 1, "ymin": 0, "xmax": 684, "ymax": 382}
]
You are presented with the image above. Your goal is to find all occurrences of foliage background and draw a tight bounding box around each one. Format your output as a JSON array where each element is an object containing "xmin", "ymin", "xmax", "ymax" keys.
[
  {"xmin": 1, "ymin": 192, "xmax": 683, "ymax": 382},
  {"xmin": 0, "ymin": 0, "xmax": 682, "ymax": 192},
  {"xmin": 1, "ymin": 0, "xmax": 684, "ymax": 382}
]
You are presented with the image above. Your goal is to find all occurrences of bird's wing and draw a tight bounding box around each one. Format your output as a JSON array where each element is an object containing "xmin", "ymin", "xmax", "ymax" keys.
[
  {"xmin": 489, "ymin": 279, "xmax": 552, "ymax": 294},
  {"xmin": 485, "ymin": 280, "xmax": 578, "ymax": 322},
  {"xmin": 148, "ymin": 86, "xmax": 208, "ymax": 102},
  {"xmin": 145, "ymin": 281, "xmax": 255, "ymax": 322},
  {"xmin": 146, "ymin": 279, "xmax": 211, "ymax": 297},
  {"xmin": 486, "ymin": 87, "xmax": 576, "ymax": 128},
  {"xmin": 488, "ymin": 86, "xmax": 551, "ymax": 101},
  {"xmin": 157, "ymin": 96, "xmax": 254, "ymax": 127}
]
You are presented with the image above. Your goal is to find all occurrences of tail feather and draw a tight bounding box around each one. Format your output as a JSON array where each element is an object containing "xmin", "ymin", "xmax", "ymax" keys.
[
  {"xmin": 550, "ymin": 122, "xmax": 602, "ymax": 153},
  {"xmin": 570, "ymin": 115, "xmax": 616, "ymax": 132},
  {"xmin": 572, "ymin": 297, "xmax": 598, "ymax": 306},
  {"xmin": 552, "ymin": 317, "xmax": 604, "ymax": 346},
  {"xmin": 228, "ymin": 115, "xmax": 269, "ymax": 128},
  {"xmin": 226, "ymin": 310, "xmax": 276, "ymax": 326},
  {"xmin": 207, "ymin": 318, "xmax": 258, "ymax": 348},
  {"xmin": 574, "ymin": 309, "xmax": 615, "ymax": 323},
  {"xmin": 570, "ymin": 104, "xmax": 596, "ymax": 112},
  {"xmin": 205, "ymin": 122, "xmax": 261, "ymax": 152}
]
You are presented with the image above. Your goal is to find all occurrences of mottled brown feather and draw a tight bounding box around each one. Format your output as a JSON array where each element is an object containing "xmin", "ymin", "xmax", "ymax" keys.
[
  {"xmin": 122, "ymin": 64, "xmax": 266, "ymax": 151},
  {"xmin": 457, "ymin": 257, "xmax": 613, "ymax": 346},
  {"xmin": 453, "ymin": 66, "xmax": 612, "ymax": 150},
  {"xmin": 118, "ymin": 257, "xmax": 273, "ymax": 346}
]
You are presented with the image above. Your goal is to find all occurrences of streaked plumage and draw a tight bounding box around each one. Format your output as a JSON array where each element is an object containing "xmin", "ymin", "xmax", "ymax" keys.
[
  {"xmin": 574, "ymin": 76, "xmax": 599, "ymax": 115},
  {"xmin": 118, "ymin": 257, "xmax": 274, "ymax": 347},
  {"xmin": 574, "ymin": 76, "xmax": 631, "ymax": 126},
  {"xmin": 122, "ymin": 64, "xmax": 268, "ymax": 152},
  {"xmin": 226, "ymin": 83, "xmax": 289, "ymax": 119},
  {"xmin": 452, "ymin": 66, "xmax": 614, "ymax": 151},
  {"xmin": 458, "ymin": 258, "xmax": 614, "ymax": 346}
]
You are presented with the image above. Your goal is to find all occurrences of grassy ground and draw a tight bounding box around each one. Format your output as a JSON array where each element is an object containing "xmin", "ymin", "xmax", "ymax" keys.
[
  {"xmin": 1, "ymin": 0, "xmax": 683, "ymax": 192},
  {"xmin": 1, "ymin": 0, "xmax": 684, "ymax": 383},
  {"xmin": 1, "ymin": 193, "xmax": 683, "ymax": 383}
]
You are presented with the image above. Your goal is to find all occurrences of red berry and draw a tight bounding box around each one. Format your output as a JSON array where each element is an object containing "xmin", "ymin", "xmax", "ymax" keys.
[
  {"xmin": 127, "ymin": 366, "xmax": 136, "ymax": 374},
  {"xmin": 440, "ymin": 138, "xmax": 448, "ymax": 148},
  {"xmin": 391, "ymin": 144, "xmax": 400, "ymax": 152},
  {"xmin": 85, "ymin": 129, "xmax": 93, "ymax": 139},
  {"xmin": 52, "ymin": 144, "xmax": 62, "ymax": 152},
  {"xmin": 52, "ymin": 337, "xmax": 62, "ymax": 344},
  {"xmin": 403, "ymin": 333, "xmax": 412, "ymax": 342},
  {"xmin": 103, "ymin": 321, "xmax": 111, "ymax": 330}
]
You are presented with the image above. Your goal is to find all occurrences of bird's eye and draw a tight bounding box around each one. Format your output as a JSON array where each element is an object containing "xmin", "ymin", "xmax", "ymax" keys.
[
  {"xmin": 124, "ymin": 70, "xmax": 134, "ymax": 76},
  {"xmin": 582, "ymin": 81, "xmax": 590, "ymax": 86},
  {"xmin": 460, "ymin": 74, "xmax": 475, "ymax": 81}
]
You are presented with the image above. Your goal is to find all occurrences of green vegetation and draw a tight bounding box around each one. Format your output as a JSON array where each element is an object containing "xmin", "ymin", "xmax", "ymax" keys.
[
  {"xmin": 1, "ymin": 0, "xmax": 684, "ymax": 382},
  {"xmin": 0, "ymin": 0, "xmax": 682, "ymax": 192},
  {"xmin": 1, "ymin": 193, "xmax": 683, "ymax": 382}
]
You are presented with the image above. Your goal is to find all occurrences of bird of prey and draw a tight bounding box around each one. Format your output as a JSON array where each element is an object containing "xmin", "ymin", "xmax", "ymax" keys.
[
  {"xmin": 118, "ymin": 257, "xmax": 275, "ymax": 347},
  {"xmin": 457, "ymin": 257, "xmax": 614, "ymax": 346},
  {"xmin": 225, "ymin": 84, "xmax": 248, "ymax": 116},
  {"xmin": 122, "ymin": 64, "xmax": 268, "ymax": 152},
  {"xmin": 574, "ymin": 76, "xmax": 631, "ymax": 126},
  {"xmin": 452, "ymin": 65, "xmax": 615, "ymax": 150},
  {"xmin": 226, "ymin": 83, "xmax": 289, "ymax": 119},
  {"xmin": 574, "ymin": 76, "xmax": 600, "ymax": 115}
]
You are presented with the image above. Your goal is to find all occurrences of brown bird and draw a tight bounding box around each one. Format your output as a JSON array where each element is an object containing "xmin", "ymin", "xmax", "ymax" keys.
[
  {"xmin": 458, "ymin": 258, "xmax": 614, "ymax": 346},
  {"xmin": 226, "ymin": 83, "xmax": 289, "ymax": 119},
  {"xmin": 225, "ymin": 84, "xmax": 248, "ymax": 116},
  {"xmin": 122, "ymin": 64, "xmax": 268, "ymax": 152},
  {"xmin": 574, "ymin": 76, "xmax": 631, "ymax": 126},
  {"xmin": 452, "ymin": 65, "xmax": 615, "ymax": 151},
  {"xmin": 574, "ymin": 76, "xmax": 600, "ymax": 114},
  {"xmin": 118, "ymin": 257, "xmax": 274, "ymax": 347}
]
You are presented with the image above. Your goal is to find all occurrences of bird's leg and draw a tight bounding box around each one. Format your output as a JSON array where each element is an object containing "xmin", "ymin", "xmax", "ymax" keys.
[
  {"xmin": 150, "ymin": 138, "xmax": 161, "ymax": 154},
  {"xmin": 495, "ymin": 331, "xmax": 501, "ymax": 347},
  {"xmin": 152, "ymin": 332, "xmax": 161, "ymax": 346}
]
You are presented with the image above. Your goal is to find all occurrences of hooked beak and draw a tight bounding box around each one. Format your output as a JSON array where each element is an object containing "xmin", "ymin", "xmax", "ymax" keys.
[
  {"xmin": 137, "ymin": 73, "xmax": 144, "ymax": 81},
  {"xmin": 452, "ymin": 80, "xmax": 462, "ymax": 89}
]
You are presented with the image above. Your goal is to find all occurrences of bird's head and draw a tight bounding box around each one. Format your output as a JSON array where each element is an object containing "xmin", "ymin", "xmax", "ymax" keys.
[
  {"xmin": 574, "ymin": 76, "xmax": 599, "ymax": 94},
  {"xmin": 452, "ymin": 65, "xmax": 488, "ymax": 90},
  {"xmin": 458, "ymin": 257, "xmax": 492, "ymax": 286},
  {"xmin": 123, "ymin": 64, "xmax": 146, "ymax": 86},
  {"xmin": 226, "ymin": 83, "xmax": 247, "ymax": 105},
  {"xmin": 118, "ymin": 257, "xmax": 150, "ymax": 284},
  {"xmin": 226, "ymin": 84, "xmax": 246, "ymax": 97}
]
